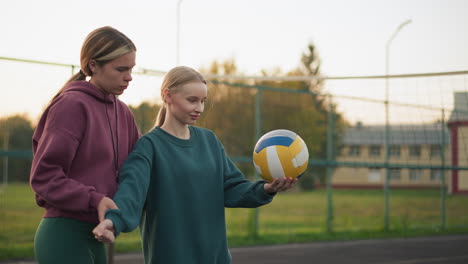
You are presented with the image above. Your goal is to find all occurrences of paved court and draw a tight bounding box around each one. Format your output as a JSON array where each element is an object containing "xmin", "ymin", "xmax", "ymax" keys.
[
  {"xmin": 230, "ymin": 235, "xmax": 468, "ymax": 264},
  {"xmin": 2, "ymin": 235, "xmax": 468, "ymax": 264}
]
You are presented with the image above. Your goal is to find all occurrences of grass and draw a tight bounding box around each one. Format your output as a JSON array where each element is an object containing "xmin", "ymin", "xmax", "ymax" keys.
[{"xmin": 1, "ymin": 183, "xmax": 468, "ymax": 261}]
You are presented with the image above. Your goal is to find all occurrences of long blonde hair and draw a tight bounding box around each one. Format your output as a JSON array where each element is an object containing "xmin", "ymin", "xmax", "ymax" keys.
[
  {"xmin": 155, "ymin": 66, "xmax": 206, "ymax": 127},
  {"xmin": 51, "ymin": 26, "xmax": 136, "ymax": 101}
]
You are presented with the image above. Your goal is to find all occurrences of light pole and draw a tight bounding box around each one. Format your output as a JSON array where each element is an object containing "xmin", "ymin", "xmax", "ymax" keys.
[
  {"xmin": 385, "ymin": 19, "xmax": 412, "ymax": 102},
  {"xmin": 384, "ymin": 19, "xmax": 412, "ymax": 231},
  {"xmin": 176, "ymin": 0, "xmax": 183, "ymax": 65}
]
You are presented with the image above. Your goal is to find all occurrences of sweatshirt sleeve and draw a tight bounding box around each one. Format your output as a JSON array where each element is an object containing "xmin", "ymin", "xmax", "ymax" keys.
[
  {"xmin": 219, "ymin": 140, "xmax": 275, "ymax": 208},
  {"xmin": 105, "ymin": 137, "xmax": 153, "ymax": 236},
  {"xmin": 30, "ymin": 100, "xmax": 104, "ymax": 212}
]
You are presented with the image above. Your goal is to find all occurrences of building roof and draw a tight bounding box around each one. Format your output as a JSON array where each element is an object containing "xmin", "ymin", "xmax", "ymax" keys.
[
  {"xmin": 343, "ymin": 123, "xmax": 450, "ymax": 145},
  {"xmin": 449, "ymin": 92, "xmax": 468, "ymax": 122},
  {"xmin": 449, "ymin": 110, "xmax": 468, "ymax": 122}
]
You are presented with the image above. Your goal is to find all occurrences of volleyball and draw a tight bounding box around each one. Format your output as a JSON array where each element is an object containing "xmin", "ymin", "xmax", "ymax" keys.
[{"xmin": 253, "ymin": 129, "xmax": 309, "ymax": 182}]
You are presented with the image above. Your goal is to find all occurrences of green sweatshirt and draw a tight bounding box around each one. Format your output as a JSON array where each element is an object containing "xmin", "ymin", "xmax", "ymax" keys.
[{"xmin": 106, "ymin": 126, "xmax": 274, "ymax": 264}]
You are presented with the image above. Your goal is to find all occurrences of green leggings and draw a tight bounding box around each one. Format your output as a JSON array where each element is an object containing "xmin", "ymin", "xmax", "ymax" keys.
[{"xmin": 34, "ymin": 217, "xmax": 107, "ymax": 264}]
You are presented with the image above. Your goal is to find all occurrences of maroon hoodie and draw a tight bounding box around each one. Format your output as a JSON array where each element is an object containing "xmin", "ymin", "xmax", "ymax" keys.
[{"xmin": 30, "ymin": 81, "xmax": 140, "ymax": 224}]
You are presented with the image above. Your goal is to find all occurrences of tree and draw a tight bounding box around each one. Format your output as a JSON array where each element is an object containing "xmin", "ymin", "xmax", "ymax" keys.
[
  {"xmin": 128, "ymin": 43, "xmax": 345, "ymax": 190},
  {"xmin": 199, "ymin": 59, "xmax": 256, "ymax": 156},
  {"xmin": 253, "ymin": 42, "xmax": 345, "ymax": 190},
  {"xmin": 0, "ymin": 114, "xmax": 34, "ymax": 182},
  {"xmin": 129, "ymin": 101, "xmax": 160, "ymax": 134}
]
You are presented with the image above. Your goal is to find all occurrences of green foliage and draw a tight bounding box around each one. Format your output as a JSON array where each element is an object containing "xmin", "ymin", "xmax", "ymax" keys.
[
  {"xmin": 251, "ymin": 42, "xmax": 346, "ymax": 189},
  {"xmin": 0, "ymin": 114, "xmax": 34, "ymax": 182},
  {"xmin": 198, "ymin": 44, "xmax": 346, "ymax": 191},
  {"xmin": 297, "ymin": 170, "xmax": 317, "ymax": 190},
  {"xmin": 128, "ymin": 101, "xmax": 160, "ymax": 134},
  {"xmin": 199, "ymin": 60, "xmax": 257, "ymax": 157}
]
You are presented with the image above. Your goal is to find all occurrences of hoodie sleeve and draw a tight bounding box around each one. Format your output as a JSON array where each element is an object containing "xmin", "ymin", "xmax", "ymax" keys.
[{"xmin": 30, "ymin": 98, "xmax": 104, "ymax": 212}]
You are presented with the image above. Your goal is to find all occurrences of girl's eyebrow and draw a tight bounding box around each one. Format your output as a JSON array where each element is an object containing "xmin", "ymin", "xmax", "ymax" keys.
[{"xmin": 116, "ymin": 63, "xmax": 136, "ymax": 69}]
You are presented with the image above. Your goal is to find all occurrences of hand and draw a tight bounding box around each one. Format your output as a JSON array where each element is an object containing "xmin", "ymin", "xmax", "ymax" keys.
[
  {"xmin": 93, "ymin": 219, "xmax": 115, "ymax": 243},
  {"xmin": 97, "ymin": 197, "xmax": 118, "ymax": 222},
  {"xmin": 264, "ymin": 177, "xmax": 297, "ymax": 194}
]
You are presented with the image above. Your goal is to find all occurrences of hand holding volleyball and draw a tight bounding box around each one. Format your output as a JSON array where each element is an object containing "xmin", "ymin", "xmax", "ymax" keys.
[{"xmin": 253, "ymin": 129, "xmax": 309, "ymax": 183}]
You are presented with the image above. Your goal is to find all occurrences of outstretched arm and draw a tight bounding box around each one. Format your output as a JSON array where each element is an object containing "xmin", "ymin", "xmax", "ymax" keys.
[
  {"xmin": 101, "ymin": 137, "xmax": 154, "ymax": 236},
  {"xmin": 222, "ymin": 149, "xmax": 297, "ymax": 207}
]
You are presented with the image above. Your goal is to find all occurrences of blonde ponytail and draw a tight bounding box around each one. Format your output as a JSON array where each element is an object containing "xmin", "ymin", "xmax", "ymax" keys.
[{"xmin": 155, "ymin": 105, "xmax": 167, "ymax": 127}]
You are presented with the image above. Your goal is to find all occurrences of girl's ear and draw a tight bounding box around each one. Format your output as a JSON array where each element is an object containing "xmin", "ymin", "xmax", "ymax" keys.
[
  {"xmin": 162, "ymin": 88, "xmax": 171, "ymax": 103},
  {"xmin": 88, "ymin": 60, "xmax": 98, "ymax": 74}
]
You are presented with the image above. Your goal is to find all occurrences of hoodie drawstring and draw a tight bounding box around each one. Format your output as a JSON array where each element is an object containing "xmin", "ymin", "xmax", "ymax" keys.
[{"xmin": 105, "ymin": 95, "xmax": 119, "ymax": 182}]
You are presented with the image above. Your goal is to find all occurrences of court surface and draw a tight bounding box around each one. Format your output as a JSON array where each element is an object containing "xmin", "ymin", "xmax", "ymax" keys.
[{"xmin": 2, "ymin": 235, "xmax": 468, "ymax": 264}]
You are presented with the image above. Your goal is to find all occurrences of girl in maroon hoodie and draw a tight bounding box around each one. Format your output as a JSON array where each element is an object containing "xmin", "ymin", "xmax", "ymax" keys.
[{"xmin": 30, "ymin": 26, "xmax": 140, "ymax": 264}]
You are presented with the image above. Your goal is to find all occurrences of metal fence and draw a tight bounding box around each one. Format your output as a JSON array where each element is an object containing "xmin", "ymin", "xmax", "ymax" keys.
[{"xmin": 1, "ymin": 56, "xmax": 468, "ymax": 236}]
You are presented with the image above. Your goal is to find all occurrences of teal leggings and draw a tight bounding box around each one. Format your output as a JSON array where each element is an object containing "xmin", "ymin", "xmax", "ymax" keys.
[{"xmin": 34, "ymin": 217, "xmax": 107, "ymax": 264}]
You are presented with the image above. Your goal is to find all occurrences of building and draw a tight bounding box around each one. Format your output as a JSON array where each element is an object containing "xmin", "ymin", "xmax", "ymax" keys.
[
  {"xmin": 333, "ymin": 93, "xmax": 468, "ymax": 194},
  {"xmin": 333, "ymin": 123, "xmax": 451, "ymax": 190}
]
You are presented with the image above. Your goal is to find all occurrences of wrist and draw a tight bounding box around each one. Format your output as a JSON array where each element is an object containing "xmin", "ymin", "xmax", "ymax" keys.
[
  {"xmin": 263, "ymin": 183, "xmax": 275, "ymax": 195},
  {"xmin": 90, "ymin": 192, "xmax": 105, "ymax": 211},
  {"xmin": 104, "ymin": 219, "xmax": 115, "ymax": 234}
]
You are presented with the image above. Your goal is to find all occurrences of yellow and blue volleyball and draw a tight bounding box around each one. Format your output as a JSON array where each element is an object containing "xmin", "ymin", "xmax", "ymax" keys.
[{"xmin": 253, "ymin": 129, "xmax": 309, "ymax": 182}]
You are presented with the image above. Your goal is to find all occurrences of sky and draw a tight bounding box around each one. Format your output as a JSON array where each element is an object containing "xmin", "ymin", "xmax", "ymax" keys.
[{"xmin": 1, "ymin": 0, "xmax": 468, "ymax": 122}]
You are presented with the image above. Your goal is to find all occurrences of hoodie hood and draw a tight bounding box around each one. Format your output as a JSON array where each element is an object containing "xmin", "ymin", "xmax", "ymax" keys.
[{"xmin": 63, "ymin": 80, "xmax": 114, "ymax": 104}]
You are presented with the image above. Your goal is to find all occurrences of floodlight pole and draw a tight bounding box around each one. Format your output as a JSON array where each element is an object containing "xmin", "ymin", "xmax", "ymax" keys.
[
  {"xmin": 176, "ymin": 0, "xmax": 183, "ymax": 65},
  {"xmin": 384, "ymin": 19, "xmax": 412, "ymax": 232}
]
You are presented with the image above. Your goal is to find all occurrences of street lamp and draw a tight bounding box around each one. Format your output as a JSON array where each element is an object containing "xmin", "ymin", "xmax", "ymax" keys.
[
  {"xmin": 384, "ymin": 19, "xmax": 412, "ymax": 231},
  {"xmin": 176, "ymin": 0, "xmax": 183, "ymax": 65},
  {"xmin": 385, "ymin": 19, "xmax": 412, "ymax": 101}
]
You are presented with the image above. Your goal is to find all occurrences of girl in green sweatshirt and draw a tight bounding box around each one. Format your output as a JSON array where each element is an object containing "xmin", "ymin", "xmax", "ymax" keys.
[{"xmin": 93, "ymin": 66, "xmax": 297, "ymax": 264}]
